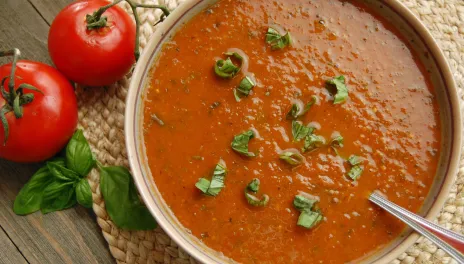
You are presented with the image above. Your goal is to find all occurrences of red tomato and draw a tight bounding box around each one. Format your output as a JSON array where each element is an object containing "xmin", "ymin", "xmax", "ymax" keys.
[
  {"xmin": 0, "ymin": 61, "xmax": 78, "ymax": 162},
  {"xmin": 48, "ymin": 0, "xmax": 136, "ymax": 87}
]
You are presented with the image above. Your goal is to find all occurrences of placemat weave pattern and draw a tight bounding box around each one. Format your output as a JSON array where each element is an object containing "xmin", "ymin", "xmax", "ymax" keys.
[{"xmin": 76, "ymin": 0, "xmax": 464, "ymax": 263}]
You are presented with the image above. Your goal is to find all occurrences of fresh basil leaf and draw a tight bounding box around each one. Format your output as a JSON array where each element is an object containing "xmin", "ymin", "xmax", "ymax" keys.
[
  {"xmin": 286, "ymin": 96, "xmax": 317, "ymax": 120},
  {"xmin": 331, "ymin": 135, "xmax": 344, "ymax": 148},
  {"xmin": 246, "ymin": 178, "xmax": 260, "ymax": 193},
  {"xmin": 347, "ymin": 165, "xmax": 363, "ymax": 181},
  {"xmin": 244, "ymin": 178, "xmax": 269, "ymax": 207},
  {"xmin": 293, "ymin": 195, "xmax": 317, "ymax": 211},
  {"xmin": 348, "ymin": 155, "xmax": 363, "ymax": 166},
  {"xmin": 214, "ymin": 52, "xmax": 242, "ymax": 79},
  {"xmin": 297, "ymin": 210, "xmax": 323, "ymax": 229},
  {"xmin": 76, "ymin": 179, "xmax": 92, "ymax": 208},
  {"xmin": 195, "ymin": 161, "xmax": 228, "ymax": 196},
  {"xmin": 100, "ymin": 166, "xmax": 157, "ymax": 230},
  {"xmin": 266, "ymin": 27, "xmax": 292, "ymax": 50},
  {"xmin": 231, "ymin": 130, "xmax": 256, "ymax": 157},
  {"xmin": 195, "ymin": 178, "xmax": 210, "ymax": 193},
  {"xmin": 234, "ymin": 76, "xmax": 255, "ymax": 101},
  {"xmin": 292, "ymin": 121, "xmax": 314, "ymax": 142},
  {"xmin": 47, "ymin": 162, "xmax": 80, "ymax": 182},
  {"xmin": 303, "ymin": 134, "xmax": 326, "ymax": 152},
  {"xmin": 41, "ymin": 181, "xmax": 76, "ymax": 214},
  {"xmin": 279, "ymin": 151, "xmax": 304, "ymax": 166},
  {"xmin": 66, "ymin": 129, "xmax": 96, "ymax": 177},
  {"xmin": 326, "ymin": 76, "xmax": 349, "ymax": 104}
]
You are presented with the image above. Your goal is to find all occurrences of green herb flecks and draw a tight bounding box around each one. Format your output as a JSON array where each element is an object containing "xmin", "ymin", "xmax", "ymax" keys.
[
  {"xmin": 231, "ymin": 130, "xmax": 256, "ymax": 157},
  {"xmin": 234, "ymin": 76, "xmax": 255, "ymax": 101},
  {"xmin": 244, "ymin": 178, "xmax": 269, "ymax": 207},
  {"xmin": 326, "ymin": 75, "xmax": 348, "ymax": 104},
  {"xmin": 279, "ymin": 151, "xmax": 305, "ymax": 166},
  {"xmin": 293, "ymin": 194, "xmax": 323, "ymax": 229},
  {"xmin": 286, "ymin": 96, "xmax": 317, "ymax": 120},
  {"xmin": 214, "ymin": 52, "xmax": 243, "ymax": 79},
  {"xmin": 266, "ymin": 27, "xmax": 292, "ymax": 50},
  {"xmin": 346, "ymin": 155, "xmax": 364, "ymax": 181},
  {"xmin": 195, "ymin": 161, "xmax": 228, "ymax": 196},
  {"xmin": 302, "ymin": 134, "xmax": 326, "ymax": 153},
  {"xmin": 330, "ymin": 134, "xmax": 344, "ymax": 148},
  {"xmin": 292, "ymin": 121, "xmax": 314, "ymax": 142},
  {"xmin": 348, "ymin": 155, "xmax": 363, "ymax": 166}
]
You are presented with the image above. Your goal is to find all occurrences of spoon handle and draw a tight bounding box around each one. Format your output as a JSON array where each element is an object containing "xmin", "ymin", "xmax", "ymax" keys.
[{"xmin": 369, "ymin": 192, "xmax": 464, "ymax": 263}]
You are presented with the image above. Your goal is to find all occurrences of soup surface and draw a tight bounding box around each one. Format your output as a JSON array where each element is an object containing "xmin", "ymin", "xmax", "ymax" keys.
[{"xmin": 143, "ymin": 0, "xmax": 441, "ymax": 263}]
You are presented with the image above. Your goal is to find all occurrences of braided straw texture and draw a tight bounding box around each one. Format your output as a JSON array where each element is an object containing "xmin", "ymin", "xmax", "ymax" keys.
[{"xmin": 76, "ymin": 0, "xmax": 464, "ymax": 263}]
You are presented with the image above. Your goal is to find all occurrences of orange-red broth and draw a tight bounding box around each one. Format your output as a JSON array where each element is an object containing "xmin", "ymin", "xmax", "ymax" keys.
[{"xmin": 143, "ymin": 0, "xmax": 441, "ymax": 263}]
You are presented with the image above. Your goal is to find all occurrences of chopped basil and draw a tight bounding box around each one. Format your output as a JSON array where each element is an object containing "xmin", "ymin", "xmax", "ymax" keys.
[
  {"xmin": 214, "ymin": 52, "xmax": 243, "ymax": 79},
  {"xmin": 286, "ymin": 96, "xmax": 317, "ymax": 120},
  {"xmin": 330, "ymin": 135, "xmax": 344, "ymax": 148},
  {"xmin": 348, "ymin": 155, "xmax": 363, "ymax": 166},
  {"xmin": 347, "ymin": 165, "xmax": 363, "ymax": 181},
  {"xmin": 231, "ymin": 130, "xmax": 256, "ymax": 157},
  {"xmin": 292, "ymin": 121, "xmax": 314, "ymax": 142},
  {"xmin": 266, "ymin": 27, "xmax": 292, "ymax": 50},
  {"xmin": 279, "ymin": 151, "xmax": 304, "ymax": 166},
  {"xmin": 302, "ymin": 134, "xmax": 326, "ymax": 152},
  {"xmin": 293, "ymin": 195, "xmax": 323, "ymax": 229},
  {"xmin": 195, "ymin": 161, "xmax": 228, "ymax": 196},
  {"xmin": 298, "ymin": 210, "xmax": 323, "ymax": 229},
  {"xmin": 326, "ymin": 76, "xmax": 348, "ymax": 104},
  {"xmin": 244, "ymin": 178, "xmax": 269, "ymax": 207},
  {"xmin": 234, "ymin": 76, "xmax": 255, "ymax": 101}
]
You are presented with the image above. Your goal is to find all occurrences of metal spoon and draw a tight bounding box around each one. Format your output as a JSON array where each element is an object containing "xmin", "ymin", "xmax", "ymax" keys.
[{"xmin": 369, "ymin": 192, "xmax": 464, "ymax": 263}]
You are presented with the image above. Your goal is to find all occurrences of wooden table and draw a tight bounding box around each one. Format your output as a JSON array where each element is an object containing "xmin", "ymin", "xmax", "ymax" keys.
[{"xmin": 0, "ymin": 0, "xmax": 114, "ymax": 263}]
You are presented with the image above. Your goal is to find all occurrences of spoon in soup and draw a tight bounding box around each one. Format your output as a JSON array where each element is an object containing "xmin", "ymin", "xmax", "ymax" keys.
[{"xmin": 369, "ymin": 192, "xmax": 464, "ymax": 262}]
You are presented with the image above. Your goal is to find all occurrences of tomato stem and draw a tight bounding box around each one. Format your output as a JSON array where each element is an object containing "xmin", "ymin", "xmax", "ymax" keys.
[
  {"xmin": 0, "ymin": 48, "xmax": 41, "ymax": 145},
  {"xmin": 86, "ymin": 0, "xmax": 170, "ymax": 61}
]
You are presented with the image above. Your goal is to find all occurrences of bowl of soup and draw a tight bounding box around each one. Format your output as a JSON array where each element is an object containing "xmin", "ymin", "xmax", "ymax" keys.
[{"xmin": 125, "ymin": 0, "xmax": 461, "ymax": 263}]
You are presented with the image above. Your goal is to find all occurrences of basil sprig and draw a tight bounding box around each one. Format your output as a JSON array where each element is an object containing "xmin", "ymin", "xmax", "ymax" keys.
[
  {"xmin": 13, "ymin": 129, "xmax": 157, "ymax": 231},
  {"xmin": 293, "ymin": 195, "xmax": 323, "ymax": 229},
  {"xmin": 231, "ymin": 130, "xmax": 256, "ymax": 157},
  {"xmin": 266, "ymin": 27, "xmax": 292, "ymax": 50},
  {"xmin": 195, "ymin": 161, "xmax": 228, "ymax": 196},
  {"xmin": 286, "ymin": 96, "xmax": 317, "ymax": 120},
  {"xmin": 326, "ymin": 75, "xmax": 349, "ymax": 104},
  {"xmin": 234, "ymin": 76, "xmax": 255, "ymax": 101},
  {"xmin": 292, "ymin": 121, "xmax": 314, "ymax": 142},
  {"xmin": 214, "ymin": 52, "xmax": 243, "ymax": 79},
  {"xmin": 244, "ymin": 178, "xmax": 269, "ymax": 207}
]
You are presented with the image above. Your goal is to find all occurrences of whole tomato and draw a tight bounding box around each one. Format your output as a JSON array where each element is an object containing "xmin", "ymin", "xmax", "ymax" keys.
[
  {"xmin": 0, "ymin": 60, "xmax": 78, "ymax": 162},
  {"xmin": 48, "ymin": 0, "xmax": 136, "ymax": 87}
]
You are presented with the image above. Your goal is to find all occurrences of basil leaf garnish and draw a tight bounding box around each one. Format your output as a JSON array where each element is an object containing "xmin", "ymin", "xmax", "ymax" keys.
[
  {"xmin": 293, "ymin": 194, "xmax": 323, "ymax": 229},
  {"xmin": 66, "ymin": 129, "xmax": 96, "ymax": 177},
  {"xmin": 347, "ymin": 165, "xmax": 363, "ymax": 181},
  {"xmin": 41, "ymin": 181, "xmax": 77, "ymax": 214},
  {"xmin": 234, "ymin": 76, "xmax": 255, "ymax": 101},
  {"xmin": 244, "ymin": 179, "xmax": 269, "ymax": 207},
  {"xmin": 302, "ymin": 134, "xmax": 326, "ymax": 152},
  {"xmin": 76, "ymin": 179, "xmax": 93, "ymax": 208},
  {"xmin": 47, "ymin": 162, "xmax": 80, "ymax": 182},
  {"xmin": 331, "ymin": 135, "xmax": 344, "ymax": 148},
  {"xmin": 195, "ymin": 161, "xmax": 228, "ymax": 196},
  {"xmin": 279, "ymin": 151, "xmax": 304, "ymax": 166},
  {"xmin": 266, "ymin": 27, "xmax": 292, "ymax": 50},
  {"xmin": 231, "ymin": 130, "xmax": 256, "ymax": 157},
  {"xmin": 100, "ymin": 166, "xmax": 157, "ymax": 230},
  {"xmin": 326, "ymin": 76, "xmax": 349, "ymax": 104},
  {"xmin": 286, "ymin": 96, "xmax": 317, "ymax": 120},
  {"xmin": 292, "ymin": 121, "xmax": 314, "ymax": 142},
  {"xmin": 214, "ymin": 52, "xmax": 243, "ymax": 79},
  {"xmin": 348, "ymin": 155, "xmax": 363, "ymax": 166}
]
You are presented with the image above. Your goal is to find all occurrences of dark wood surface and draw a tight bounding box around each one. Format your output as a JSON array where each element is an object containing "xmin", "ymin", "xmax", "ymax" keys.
[{"xmin": 0, "ymin": 0, "xmax": 114, "ymax": 263}]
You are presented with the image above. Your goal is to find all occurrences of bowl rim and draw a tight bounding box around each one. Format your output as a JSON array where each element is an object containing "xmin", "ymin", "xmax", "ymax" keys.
[{"xmin": 125, "ymin": 0, "xmax": 462, "ymax": 263}]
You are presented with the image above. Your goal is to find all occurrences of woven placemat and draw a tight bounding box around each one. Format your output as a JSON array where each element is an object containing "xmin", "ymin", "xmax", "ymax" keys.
[{"xmin": 76, "ymin": 0, "xmax": 464, "ymax": 263}]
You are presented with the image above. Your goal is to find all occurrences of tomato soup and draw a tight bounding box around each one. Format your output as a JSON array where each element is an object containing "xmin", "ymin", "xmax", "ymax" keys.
[{"xmin": 143, "ymin": 0, "xmax": 441, "ymax": 263}]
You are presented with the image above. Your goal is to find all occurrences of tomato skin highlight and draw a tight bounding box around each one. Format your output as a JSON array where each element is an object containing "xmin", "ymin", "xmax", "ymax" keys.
[
  {"xmin": 48, "ymin": 0, "xmax": 136, "ymax": 87},
  {"xmin": 0, "ymin": 61, "xmax": 78, "ymax": 162}
]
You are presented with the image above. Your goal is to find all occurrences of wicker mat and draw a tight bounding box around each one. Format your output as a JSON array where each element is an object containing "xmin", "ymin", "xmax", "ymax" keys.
[{"xmin": 76, "ymin": 0, "xmax": 464, "ymax": 263}]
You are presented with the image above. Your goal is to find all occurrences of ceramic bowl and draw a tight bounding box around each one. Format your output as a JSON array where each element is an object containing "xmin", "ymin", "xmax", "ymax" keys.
[{"xmin": 125, "ymin": 0, "xmax": 462, "ymax": 263}]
